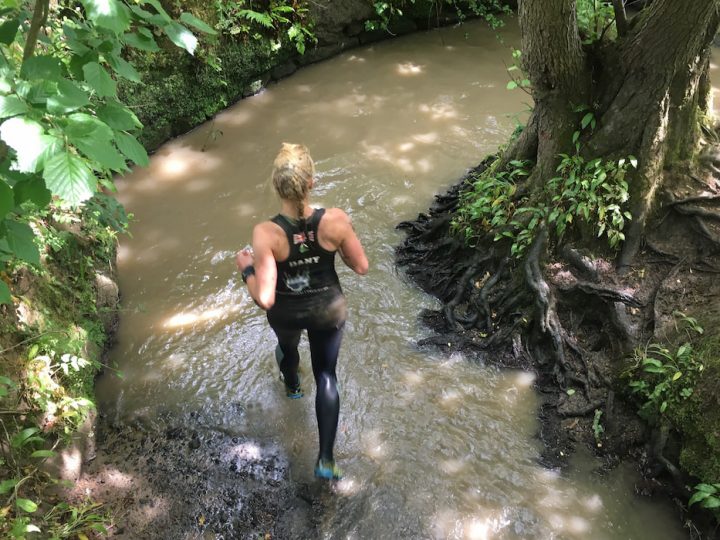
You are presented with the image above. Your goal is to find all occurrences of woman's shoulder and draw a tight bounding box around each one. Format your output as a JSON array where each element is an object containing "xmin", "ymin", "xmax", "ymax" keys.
[
  {"xmin": 320, "ymin": 207, "xmax": 351, "ymax": 223},
  {"xmin": 253, "ymin": 219, "xmax": 285, "ymax": 239}
]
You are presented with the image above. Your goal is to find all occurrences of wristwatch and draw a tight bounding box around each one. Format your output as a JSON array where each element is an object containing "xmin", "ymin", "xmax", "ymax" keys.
[{"xmin": 241, "ymin": 265, "xmax": 255, "ymax": 283}]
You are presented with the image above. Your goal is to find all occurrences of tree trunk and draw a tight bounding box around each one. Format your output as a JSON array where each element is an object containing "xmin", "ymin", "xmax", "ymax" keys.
[{"xmin": 509, "ymin": 0, "xmax": 720, "ymax": 266}]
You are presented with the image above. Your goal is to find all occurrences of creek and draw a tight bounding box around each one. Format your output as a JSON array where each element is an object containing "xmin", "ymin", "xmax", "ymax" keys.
[{"xmin": 94, "ymin": 19, "xmax": 685, "ymax": 539}]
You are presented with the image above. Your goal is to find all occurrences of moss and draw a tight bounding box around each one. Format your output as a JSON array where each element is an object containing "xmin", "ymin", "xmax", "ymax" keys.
[
  {"xmin": 119, "ymin": 37, "xmax": 292, "ymax": 150},
  {"xmin": 675, "ymin": 330, "xmax": 720, "ymax": 482},
  {"xmin": 620, "ymin": 316, "xmax": 720, "ymax": 485}
]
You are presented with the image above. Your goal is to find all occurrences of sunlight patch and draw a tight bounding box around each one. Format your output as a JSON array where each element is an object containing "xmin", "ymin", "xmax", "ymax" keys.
[
  {"xmin": 163, "ymin": 305, "xmax": 241, "ymax": 329},
  {"xmin": 229, "ymin": 442, "xmax": 262, "ymax": 461},
  {"xmin": 397, "ymin": 62, "xmax": 424, "ymax": 75}
]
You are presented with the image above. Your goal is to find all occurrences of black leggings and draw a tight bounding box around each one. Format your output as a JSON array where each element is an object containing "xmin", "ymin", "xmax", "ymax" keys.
[{"xmin": 272, "ymin": 324, "xmax": 344, "ymax": 462}]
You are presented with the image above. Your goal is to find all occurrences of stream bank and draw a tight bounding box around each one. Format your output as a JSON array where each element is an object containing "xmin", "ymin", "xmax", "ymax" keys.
[
  {"xmin": 124, "ymin": 0, "xmax": 501, "ymax": 150},
  {"xmin": 395, "ymin": 157, "xmax": 720, "ymax": 539}
]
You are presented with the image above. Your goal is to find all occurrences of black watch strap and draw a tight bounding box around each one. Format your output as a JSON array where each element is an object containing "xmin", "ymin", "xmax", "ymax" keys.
[{"xmin": 241, "ymin": 265, "xmax": 255, "ymax": 283}]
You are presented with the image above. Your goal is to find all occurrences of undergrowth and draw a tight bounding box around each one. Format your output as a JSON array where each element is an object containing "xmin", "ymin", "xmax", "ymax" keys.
[
  {"xmin": 0, "ymin": 197, "xmax": 126, "ymax": 538},
  {"xmin": 623, "ymin": 312, "xmax": 720, "ymax": 521}
]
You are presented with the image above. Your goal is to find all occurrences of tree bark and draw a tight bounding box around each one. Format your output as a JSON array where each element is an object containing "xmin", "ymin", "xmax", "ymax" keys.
[
  {"xmin": 23, "ymin": 0, "xmax": 50, "ymax": 62},
  {"xmin": 507, "ymin": 0, "xmax": 589, "ymax": 186},
  {"xmin": 510, "ymin": 0, "xmax": 720, "ymax": 266}
]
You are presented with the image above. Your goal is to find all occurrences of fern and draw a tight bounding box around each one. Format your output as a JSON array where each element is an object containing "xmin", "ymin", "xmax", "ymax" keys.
[{"xmin": 237, "ymin": 9, "xmax": 274, "ymax": 28}]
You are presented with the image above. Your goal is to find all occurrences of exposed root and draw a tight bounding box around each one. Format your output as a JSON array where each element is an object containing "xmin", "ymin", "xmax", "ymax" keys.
[
  {"xmin": 558, "ymin": 399, "xmax": 605, "ymax": 417},
  {"xmin": 673, "ymin": 203, "xmax": 720, "ymax": 222},
  {"xmin": 477, "ymin": 258, "xmax": 508, "ymax": 331},
  {"xmin": 649, "ymin": 425, "xmax": 689, "ymax": 495},
  {"xmin": 561, "ymin": 245, "xmax": 600, "ymax": 282},
  {"xmin": 444, "ymin": 253, "xmax": 492, "ymax": 329},
  {"xmin": 556, "ymin": 280, "xmax": 643, "ymax": 308},
  {"xmin": 693, "ymin": 216, "xmax": 720, "ymax": 247},
  {"xmin": 668, "ymin": 194, "xmax": 720, "ymax": 206}
]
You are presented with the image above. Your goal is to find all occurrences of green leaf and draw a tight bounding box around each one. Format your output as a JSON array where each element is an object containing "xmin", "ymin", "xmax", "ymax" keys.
[
  {"xmin": 681, "ymin": 487, "xmax": 709, "ymax": 505},
  {"xmin": 121, "ymin": 31, "xmax": 160, "ymax": 52},
  {"xmin": 581, "ymin": 112, "xmax": 594, "ymax": 129},
  {"xmin": 0, "ymin": 280, "xmax": 9, "ymax": 304},
  {"xmin": 566, "ymin": 388, "xmax": 576, "ymax": 396},
  {"xmin": 11, "ymin": 427, "xmax": 40, "ymax": 448},
  {"xmin": 0, "ymin": 478, "xmax": 17, "ymax": 494},
  {"xmin": 42, "ymin": 152, "xmax": 96, "ymax": 205},
  {"xmin": 506, "ymin": 80, "xmax": 518, "ymax": 90},
  {"xmin": 115, "ymin": 131, "xmax": 149, "ymax": 167},
  {"xmin": 238, "ymin": 9, "xmax": 273, "ymax": 28},
  {"xmin": 5, "ymin": 220, "xmax": 40, "ymax": 265},
  {"xmin": 20, "ymin": 55, "xmax": 61, "ymax": 81},
  {"xmin": 83, "ymin": 62, "xmax": 117, "ymax": 98},
  {"xmin": 0, "ymin": 18, "xmax": 20, "ymax": 45},
  {"xmin": 46, "ymin": 79, "xmax": 90, "ymax": 114},
  {"xmin": 0, "ymin": 117, "xmax": 60, "ymax": 173},
  {"xmin": 672, "ymin": 371, "xmax": 682, "ymax": 381},
  {"xmin": 0, "ymin": 178, "xmax": 12, "ymax": 218},
  {"xmin": 164, "ymin": 22, "xmax": 198, "ymax": 55},
  {"xmin": 659, "ymin": 401, "xmax": 667, "ymax": 413},
  {"xmin": 696, "ymin": 483, "xmax": 716, "ymax": 493},
  {"xmin": 73, "ymin": 138, "xmax": 127, "ymax": 172},
  {"xmin": 0, "ymin": 95, "xmax": 28, "ymax": 119},
  {"xmin": 16, "ymin": 498, "xmax": 38, "ymax": 513},
  {"xmin": 31, "ymin": 449, "xmax": 56, "ymax": 458},
  {"xmin": 703, "ymin": 497, "xmax": 720, "ymax": 509},
  {"xmin": 643, "ymin": 366, "xmax": 666, "ymax": 374},
  {"xmin": 106, "ymin": 53, "xmax": 141, "ymax": 83},
  {"xmin": 141, "ymin": 0, "xmax": 172, "ymax": 22},
  {"xmin": 80, "ymin": 0, "xmax": 131, "ymax": 34},
  {"xmin": 97, "ymin": 102, "xmax": 141, "ymax": 131},
  {"xmin": 642, "ymin": 358, "xmax": 663, "ymax": 368},
  {"xmin": 179, "ymin": 12, "xmax": 217, "ymax": 35},
  {"xmin": 65, "ymin": 113, "xmax": 113, "ymax": 141}
]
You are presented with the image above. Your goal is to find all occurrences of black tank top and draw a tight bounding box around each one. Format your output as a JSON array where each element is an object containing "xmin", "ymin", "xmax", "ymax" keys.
[{"xmin": 271, "ymin": 208, "xmax": 340, "ymax": 296}]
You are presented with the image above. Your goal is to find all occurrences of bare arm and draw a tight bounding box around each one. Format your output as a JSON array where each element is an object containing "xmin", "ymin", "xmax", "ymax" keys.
[
  {"xmin": 236, "ymin": 224, "xmax": 277, "ymax": 310},
  {"xmin": 337, "ymin": 213, "xmax": 369, "ymax": 275}
]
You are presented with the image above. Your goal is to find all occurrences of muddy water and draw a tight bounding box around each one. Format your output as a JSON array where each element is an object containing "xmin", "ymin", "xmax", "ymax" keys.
[{"xmin": 97, "ymin": 20, "xmax": 685, "ymax": 539}]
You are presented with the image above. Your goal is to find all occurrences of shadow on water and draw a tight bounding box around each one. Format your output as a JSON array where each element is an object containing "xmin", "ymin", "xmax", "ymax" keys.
[{"xmin": 84, "ymin": 19, "xmax": 688, "ymax": 539}]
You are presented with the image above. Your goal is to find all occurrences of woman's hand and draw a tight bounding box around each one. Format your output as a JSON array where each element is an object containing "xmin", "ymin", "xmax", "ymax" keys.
[{"xmin": 236, "ymin": 247, "xmax": 254, "ymax": 271}]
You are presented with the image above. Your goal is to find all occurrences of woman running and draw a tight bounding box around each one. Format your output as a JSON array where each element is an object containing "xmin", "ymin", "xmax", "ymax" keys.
[{"xmin": 236, "ymin": 143, "xmax": 368, "ymax": 480}]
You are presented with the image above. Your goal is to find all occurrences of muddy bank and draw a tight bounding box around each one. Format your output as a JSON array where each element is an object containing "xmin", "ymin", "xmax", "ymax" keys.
[
  {"xmin": 73, "ymin": 409, "xmax": 326, "ymax": 538},
  {"xmin": 395, "ymin": 157, "xmax": 720, "ymax": 538}
]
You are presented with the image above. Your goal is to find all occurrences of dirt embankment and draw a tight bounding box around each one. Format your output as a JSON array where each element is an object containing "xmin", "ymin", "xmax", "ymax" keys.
[{"xmin": 395, "ymin": 158, "xmax": 720, "ymax": 539}]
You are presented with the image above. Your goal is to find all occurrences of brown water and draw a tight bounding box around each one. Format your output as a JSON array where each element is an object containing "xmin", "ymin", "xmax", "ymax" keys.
[{"xmin": 97, "ymin": 20, "xmax": 685, "ymax": 539}]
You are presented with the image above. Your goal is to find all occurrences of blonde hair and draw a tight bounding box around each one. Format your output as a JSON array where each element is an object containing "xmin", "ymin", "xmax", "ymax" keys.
[{"xmin": 272, "ymin": 143, "xmax": 315, "ymax": 221}]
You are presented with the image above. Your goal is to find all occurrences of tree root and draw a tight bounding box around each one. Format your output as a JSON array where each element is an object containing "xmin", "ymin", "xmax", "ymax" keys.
[
  {"xmin": 558, "ymin": 399, "xmax": 605, "ymax": 417},
  {"xmin": 556, "ymin": 280, "xmax": 643, "ymax": 308},
  {"xmin": 477, "ymin": 258, "xmax": 508, "ymax": 331},
  {"xmin": 561, "ymin": 245, "xmax": 600, "ymax": 282},
  {"xmin": 668, "ymin": 194, "xmax": 720, "ymax": 206},
  {"xmin": 648, "ymin": 424, "xmax": 689, "ymax": 495},
  {"xmin": 673, "ymin": 203, "xmax": 720, "ymax": 221},
  {"xmin": 443, "ymin": 253, "xmax": 492, "ymax": 329},
  {"xmin": 692, "ymin": 216, "xmax": 720, "ymax": 247}
]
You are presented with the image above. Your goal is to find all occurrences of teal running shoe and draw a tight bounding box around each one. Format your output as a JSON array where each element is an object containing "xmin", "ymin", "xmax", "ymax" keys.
[
  {"xmin": 314, "ymin": 459, "xmax": 343, "ymax": 480},
  {"xmin": 275, "ymin": 345, "xmax": 303, "ymax": 399}
]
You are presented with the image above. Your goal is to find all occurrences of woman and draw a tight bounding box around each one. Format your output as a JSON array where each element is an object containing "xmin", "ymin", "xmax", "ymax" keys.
[{"xmin": 236, "ymin": 143, "xmax": 368, "ymax": 480}]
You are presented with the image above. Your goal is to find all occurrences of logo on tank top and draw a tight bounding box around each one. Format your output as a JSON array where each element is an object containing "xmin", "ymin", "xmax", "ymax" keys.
[
  {"xmin": 284, "ymin": 270, "xmax": 310, "ymax": 293},
  {"xmin": 293, "ymin": 232, "xmax": 315, "ymax": 244},
  {"xmin": 293, "ymin": 231, "xmax": 314, "ymax": 254}
]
